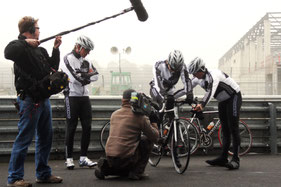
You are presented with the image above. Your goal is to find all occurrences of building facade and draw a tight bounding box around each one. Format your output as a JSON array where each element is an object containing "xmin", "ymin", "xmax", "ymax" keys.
[{"xmin": 219, "ymin": 12, "xmax": 281, "ymax": 95}]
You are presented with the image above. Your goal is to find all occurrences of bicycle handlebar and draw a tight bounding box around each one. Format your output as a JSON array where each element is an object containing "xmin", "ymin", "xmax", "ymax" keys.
[{"xmin": 174, "ymin": 99, "xmax": 190, "ymax": 105}]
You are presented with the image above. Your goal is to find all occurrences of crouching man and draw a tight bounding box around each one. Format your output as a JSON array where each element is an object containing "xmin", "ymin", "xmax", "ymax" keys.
[{"xmin": 95, "ymin": 89, "xmax": 159, "ymax": 180}]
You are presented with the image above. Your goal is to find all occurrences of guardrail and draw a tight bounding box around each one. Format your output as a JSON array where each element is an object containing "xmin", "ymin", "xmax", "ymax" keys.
[{"xmin": 0, "ymin": 95, "xmax": 280, "ymax": 159}]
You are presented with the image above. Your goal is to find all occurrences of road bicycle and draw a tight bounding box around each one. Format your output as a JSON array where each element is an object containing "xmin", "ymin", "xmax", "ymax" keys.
[
  {"xmin": 148, "ymin": 98, "xmax": 191, "ymax": 174},
  {"xmin": 184, "ymin": 109, "xmax": 253, "ymax": 156}
]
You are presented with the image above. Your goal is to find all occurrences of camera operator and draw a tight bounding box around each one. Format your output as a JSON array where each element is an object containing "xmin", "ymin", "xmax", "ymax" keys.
[{"xmin": 95, "ymin": 89, "xmax": 159, "ymax": 180}]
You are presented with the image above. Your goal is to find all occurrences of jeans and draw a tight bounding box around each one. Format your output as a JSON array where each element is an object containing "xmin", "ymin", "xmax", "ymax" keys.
[{"xmin": 8, "ymin": 96, "xmax": 53, "ymax": 184}]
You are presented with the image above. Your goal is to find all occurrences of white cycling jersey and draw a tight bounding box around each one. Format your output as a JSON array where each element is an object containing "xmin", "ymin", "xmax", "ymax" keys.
[
  {"xmin": 60, "ymin": 51, "xmax": 99, "ymax": 96},
  {"xmin": 150, "ymin": 60, "xmax": 192, "ymax": 99},
  {"xmin": 192, "ymin": 69, "xmax": 240, "ymax": 107}
]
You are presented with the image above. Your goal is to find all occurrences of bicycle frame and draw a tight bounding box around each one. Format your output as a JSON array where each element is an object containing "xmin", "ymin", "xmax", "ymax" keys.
[
  {"xmin": 189, "ymin": 110, "xmax": 220, "ymax": 137},
  {"xmin": 186, "ymin": 108, "xmax": 253, "ymax": 156},
  {"xmin": 158, "ymin": 99, "xmax": 184, "ymax": 146}
]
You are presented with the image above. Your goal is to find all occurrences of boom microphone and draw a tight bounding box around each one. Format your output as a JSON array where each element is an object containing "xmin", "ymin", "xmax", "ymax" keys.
[
  {"xmin": 39, "ymin": 0, "xmax": 149, "ymax": 43},
  {"xmin": 130, "ymin": 0, "xmax": 148, "ymax": 22}
]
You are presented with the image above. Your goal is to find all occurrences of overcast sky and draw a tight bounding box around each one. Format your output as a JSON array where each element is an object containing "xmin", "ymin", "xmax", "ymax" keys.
[{"xmin": 1, "ymin": 0, "xmax": 281, "ymax": 69}]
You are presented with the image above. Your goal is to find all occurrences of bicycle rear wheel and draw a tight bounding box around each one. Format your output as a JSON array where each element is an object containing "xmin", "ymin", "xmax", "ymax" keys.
[
  {"xmin": 100, "ymin": 121, "xmax": 110, "ymax": 150},
  {"xmin": 218, "ymin": 120, "xmax": 253, "ymax": 156},
  {"xmin": 170, "ymin": 120, "xmax": 191, "ymax": 174},
  {"xmin": 148, "ymin": 143, "xmax": 163, "ymax": 167}
]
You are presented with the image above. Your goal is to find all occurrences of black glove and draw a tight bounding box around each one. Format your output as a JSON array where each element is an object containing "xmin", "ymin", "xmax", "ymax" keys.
[
  {"xmin": 81, "ymin": 72, "xmax": 91, "ymax": 80},
  {"xmin": 163, "ymin": 79, "xmax": 173, "ymax": 89},
  {"xmin": 166, "ymin": 95, "xmax": 174, "ymax": 110},
  {"xmin": 186, "ymin": 92, "xmax": 194, "ymax": 105},
  {"xmin": 81, "ymin": 71, "xmax": 98, "ymax": 80},
  {"xmin": 149, "ymin": 112, "xmax": 159, "ymax": 123},
  {"xmin": 48, "ymin": 71, "xmax": 69, "ymax": 94},
  {"xmin": 81, "ymin": 78, "xmax": 91, "ymax": 86},
  {"xmin": 196, "ymin": 111, "xmax": 204, "ymax": 120}
]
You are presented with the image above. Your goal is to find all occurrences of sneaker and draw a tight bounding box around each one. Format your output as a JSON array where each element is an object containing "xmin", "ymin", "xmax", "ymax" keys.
[
  {"xmin": 36, "ymin": 175, "xmax": 63, "ymax": 183},
  {"xmin": 79, "ymin": 157, "xmax": 97, "ymax": 168},
  {"xmin": 206, "ymin": 157, "xmax": 228, "ymax": 167},
  {"xmin": 65, "ymin": 158, "xmax": 75, "ymax": 170},
  {"xmin": 225, "ymin": 159, "xmax": 240, "ymax": 170},
  {"xmin": 7, "ymin": 180, "xmax": 32, "ymax": 187},
  {"xmin": 95, "ymin": 168, "xmax": 105, "ymax": 180}
]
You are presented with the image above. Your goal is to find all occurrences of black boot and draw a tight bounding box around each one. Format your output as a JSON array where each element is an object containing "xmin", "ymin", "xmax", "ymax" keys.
[
  {"xmin": 225, "ymin": 158, "xmax": 240, "ymax": 170},
  {"xmin": 95, "ymin": 158, "xmax": 109, "ymax": 180},
  {"xmin": 206, "ymin": 157, "xmax": 228, "ymax": 167}
]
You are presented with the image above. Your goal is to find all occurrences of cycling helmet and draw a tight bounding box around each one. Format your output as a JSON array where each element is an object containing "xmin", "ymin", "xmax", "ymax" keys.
[
  {"xmin": 187, "ymin": 57, "xmax": 206, "ymax": 74},
  {"xmin": 76, "ymin": 35, "xmax": 94, "ymax": 50},
  {"xmin": 167, "ymin": 50, "xmax": 184, "ymax": 71}
]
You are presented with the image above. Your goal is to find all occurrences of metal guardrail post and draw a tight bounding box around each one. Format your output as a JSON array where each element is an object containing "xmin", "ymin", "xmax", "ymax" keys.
[{"xmin": 268, "ymin": 103, "xmax": 277, "ymax": 154}]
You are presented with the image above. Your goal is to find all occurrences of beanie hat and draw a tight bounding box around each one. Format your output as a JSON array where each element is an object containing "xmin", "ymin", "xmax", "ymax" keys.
[{"xmin": 122, "ymin": 89, "xmax": 136, "ymax": 100}]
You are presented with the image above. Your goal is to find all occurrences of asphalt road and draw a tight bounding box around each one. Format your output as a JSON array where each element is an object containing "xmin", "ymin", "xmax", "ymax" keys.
[{"xmin": 0, "ymin": 154, "xmax": 280, "ymax": 187}]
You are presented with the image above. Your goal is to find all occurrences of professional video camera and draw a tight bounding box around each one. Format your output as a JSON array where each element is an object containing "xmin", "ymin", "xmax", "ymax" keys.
[{"xmin": 130, "ymin": 92, "xmax": 159, "ymax": 116}]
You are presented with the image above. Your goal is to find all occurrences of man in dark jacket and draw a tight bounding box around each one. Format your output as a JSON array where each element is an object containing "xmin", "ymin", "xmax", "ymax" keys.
[
  {"xmin": 95, "ymin": 89, "xmax": 159, "ymax": 180},
  {"xmin": 4, "ymin": 16, "xmax": 65, "ymax": 187}
]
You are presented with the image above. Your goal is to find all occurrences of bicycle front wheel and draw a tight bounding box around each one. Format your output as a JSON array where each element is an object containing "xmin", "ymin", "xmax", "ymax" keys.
[
  {"xmin": 181, "ymin": 118, "xmax": 200, "ymax": 154},
  {"xmin": 100, "ymin": 121, "xmax": 110, "ymax": 150},
  {"xmin": 218, "ymin": 120, "xmax": 253, "ymax": 156},
  {"xmin": 170, "ymin": 120, "xmax": 191, "ymax": 174},
  {"xmin": 148, "ymin": 143, "xmax": 163, "ymax": 167}
]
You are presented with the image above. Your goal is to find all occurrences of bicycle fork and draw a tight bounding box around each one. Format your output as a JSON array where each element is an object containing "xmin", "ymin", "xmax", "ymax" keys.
[{"xmin": 173, "ymin": 106, "xmax": 185, "ymax": 146}]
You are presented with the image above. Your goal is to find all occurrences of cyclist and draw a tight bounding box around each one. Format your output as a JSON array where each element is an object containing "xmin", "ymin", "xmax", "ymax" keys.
[
  {"xmin": 60, "ymin": 35, "xmax": 99, "ymax": 169},
  {"xmin": 150, "ymin": 50, "xmax": 193, "ymax": 118},
  {"xmin": 187, "ymin": 57, "xmax": 242, "ymax": 170}
]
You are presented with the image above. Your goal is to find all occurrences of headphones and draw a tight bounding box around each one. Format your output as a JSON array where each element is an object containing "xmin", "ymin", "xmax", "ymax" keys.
[{"xmin": 29, "ymin": 18, "xmax": 36, "ymax": 34}]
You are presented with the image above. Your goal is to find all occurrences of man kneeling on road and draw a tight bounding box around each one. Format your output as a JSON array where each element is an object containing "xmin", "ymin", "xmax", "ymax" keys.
[{"xmin": 95, "ymin": 89, "xmax": 159, "ymax": 180}]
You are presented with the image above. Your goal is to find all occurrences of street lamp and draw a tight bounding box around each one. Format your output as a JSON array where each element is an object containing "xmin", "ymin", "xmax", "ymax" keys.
[
  {"xmin": 110, "ymin": 46, "xmax": 132, "ymax": 95},
  {"xmin": 110, "ymin": 46, "xmax": 131, "ymax": 73}
]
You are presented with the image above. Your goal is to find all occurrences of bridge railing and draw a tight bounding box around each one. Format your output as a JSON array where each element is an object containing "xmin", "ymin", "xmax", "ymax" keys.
[{"xmin": 0, "ymin": 95, "xmax": 280, "ymax": 158}]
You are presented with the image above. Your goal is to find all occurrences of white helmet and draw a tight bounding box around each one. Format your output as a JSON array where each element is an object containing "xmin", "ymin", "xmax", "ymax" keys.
[
  {"xmin": 167, "ymin": 50, "xmax": 184, "ymax": 71},
  {"xmin": 187, "ymin": 57, "xmax": 206, "ymax": 74},
  {"xmin": 76, "ymin": 35, "xmax": 94, "ymax": 50}
]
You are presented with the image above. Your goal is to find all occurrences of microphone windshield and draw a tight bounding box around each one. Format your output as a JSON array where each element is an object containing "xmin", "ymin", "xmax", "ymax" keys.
[{"xmin": 130, "ymin": 0, "xmax": 148, "ymax": 22}]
